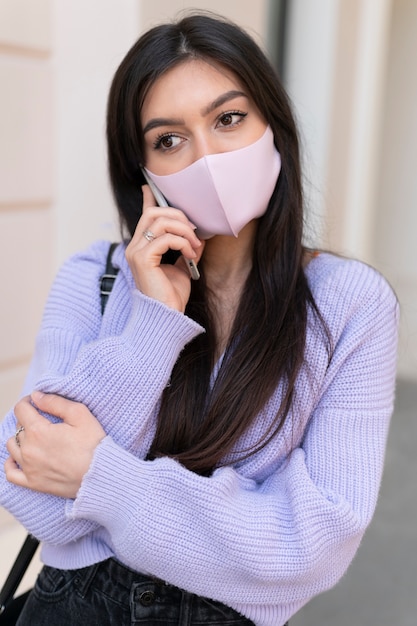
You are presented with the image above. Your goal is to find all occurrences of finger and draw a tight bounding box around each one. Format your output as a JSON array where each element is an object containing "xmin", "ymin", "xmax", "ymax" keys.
[
  {"xmin": 191, "ymin": 238, "xmax": 205, "ymax": 264},
  {"xmin": 142, "ymin": 232, "xmax": 200, "ymax": 263},
  {"xmin": 4, "ymin": 456, "xmax": 29, "ymax": 488},
  {"xmin": 126, "ymin": 222, "xmax": 201, "ymax": 278},
  {"xmin": 31, "ymin": 391, "xmax": 86, "ymax": 426},
  {"xmin": 141, "ymin": 186, "xmax": 195, "ymax": 227},
  {"xmin": 176, "ymin": 238, "xmax": 205, "ymax": 278},
  {"xmin": 14, "ymin": 395, "xmax": 47, "ymax": 429},
  {"xmin": 138, "ymin": 208, "xmax": 194, "ymax": 235},
  {"xmin": 6, "ymin": 422, "xmax": 26, "ymax": 470},
  {"xmin": 140, "ymin": 216, "xmax": 201, "ymax": 249},
  {"xmin": 6, "ymin": 431, "xmax": 23, "ymax": 459},
  {"xmin": 129, "ymin": 209, "xmax": 192, "ymax": 254}
]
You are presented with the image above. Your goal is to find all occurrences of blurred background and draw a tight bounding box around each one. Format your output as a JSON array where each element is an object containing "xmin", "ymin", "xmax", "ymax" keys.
[{"xmin": 0, "ymin": 0, "xmax": 416, "ymax": 624}]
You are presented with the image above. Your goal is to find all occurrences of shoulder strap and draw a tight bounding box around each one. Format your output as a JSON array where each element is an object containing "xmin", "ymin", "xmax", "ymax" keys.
[
  {"xmin": 0, "ymin": 534, "xmax": 39, "ymax": 613},
  {"xmin": 100, "ymin": 242, "xmax": 120, "ymax": 314}
]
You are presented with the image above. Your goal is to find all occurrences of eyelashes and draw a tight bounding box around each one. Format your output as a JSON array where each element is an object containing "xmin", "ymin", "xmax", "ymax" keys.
[
  {"xmin": 152, "ymin": 133, "xmax": 181, "ymax": 150},
  {"xmin": 217, "ymin": 110, "xmax": 247, "ymax": 127},
  {"xmin": 151, "ymin": 110, "xmax": 248, "ymax": 152}
]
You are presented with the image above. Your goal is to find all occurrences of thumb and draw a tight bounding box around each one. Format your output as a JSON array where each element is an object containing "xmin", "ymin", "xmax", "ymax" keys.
[
  {"xmin": 194, "ymin": 238, "xmax": 205, "ymax": 264},
  {"xmin": 31, "ymin": 391, "xmax": 84, "ymax": 426}
]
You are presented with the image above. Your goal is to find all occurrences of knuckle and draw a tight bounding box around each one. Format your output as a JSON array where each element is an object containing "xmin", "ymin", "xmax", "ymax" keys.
[{"xmin": 14, "ymin": 398, "xmax": 24, "ymax": 412}]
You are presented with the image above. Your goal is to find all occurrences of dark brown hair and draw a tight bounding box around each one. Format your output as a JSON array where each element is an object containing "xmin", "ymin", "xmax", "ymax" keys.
[{"xmin": 106, "ymin": 12, "xmax": 330, "ymax": 475}]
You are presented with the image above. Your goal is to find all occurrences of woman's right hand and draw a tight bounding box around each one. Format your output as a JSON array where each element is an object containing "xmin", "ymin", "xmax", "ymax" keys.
[{"xmin": 125, "ymin": 185, "xmax": 204, "ymax": 312}]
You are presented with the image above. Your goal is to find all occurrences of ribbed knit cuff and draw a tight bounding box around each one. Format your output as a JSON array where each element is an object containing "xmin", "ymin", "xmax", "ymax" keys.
[
  {"xmin": 67, "ymin": 436, "xmax": 148, "ymax": 526},
  {"xmin": 123, "ymin": 290, "xmax": 204, "ymax": 364}
]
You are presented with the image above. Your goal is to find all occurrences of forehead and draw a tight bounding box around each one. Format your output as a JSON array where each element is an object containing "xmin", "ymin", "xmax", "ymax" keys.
[{"xmin": 141, "ymin": 59, "xmax": 246, "ymax": 119}]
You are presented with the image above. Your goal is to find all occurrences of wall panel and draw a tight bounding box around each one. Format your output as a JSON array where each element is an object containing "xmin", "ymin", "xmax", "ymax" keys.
[
  {"xmin": 0, "ymin": 58, "xmax": 54, "ymax": 204},
  {"xmin": 0, "ymin": 0, "xmax": 51, "ymax": 53}
]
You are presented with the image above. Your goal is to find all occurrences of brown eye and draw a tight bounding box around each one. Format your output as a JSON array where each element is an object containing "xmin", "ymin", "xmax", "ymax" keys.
[
  {"xmin": 153, "ymin": 134, "xmax": 182, "ymax": 151},
  {"xmin": 221, "ymin": 113, "xmax": 233, "ymax": 126},
  {"xmin": 217, "ymin": 111, "xmax": 247, "ymax": 129},
  {"xmin": 161, "ymin": 136, "xmax": 174, "ymax": 148}
]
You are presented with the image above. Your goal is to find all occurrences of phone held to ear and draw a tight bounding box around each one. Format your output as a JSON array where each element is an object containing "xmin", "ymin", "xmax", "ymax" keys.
[{"xmin": 141, "ymin": 168, "xmax": 200, "ymax": 280}]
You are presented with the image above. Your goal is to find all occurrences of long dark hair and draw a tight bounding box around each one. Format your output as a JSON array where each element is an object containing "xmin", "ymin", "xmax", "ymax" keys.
[{"xmin": 106, "ymin": 12, "xmax": 330, "ymax": 475}]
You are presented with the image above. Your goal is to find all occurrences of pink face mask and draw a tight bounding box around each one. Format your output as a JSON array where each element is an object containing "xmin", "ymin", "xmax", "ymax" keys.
[{"xmin": 145, "ymin": 126, "xmax": 281, "ymax": 239}]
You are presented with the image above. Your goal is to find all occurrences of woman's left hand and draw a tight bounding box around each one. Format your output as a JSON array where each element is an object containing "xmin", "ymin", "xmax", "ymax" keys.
[{"xmin": 5, "ymin": 391, "xmax": 106, "ymax": 499}]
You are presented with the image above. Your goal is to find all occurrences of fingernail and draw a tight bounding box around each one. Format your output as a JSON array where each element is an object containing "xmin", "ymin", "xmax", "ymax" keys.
[{"xmin": 32, "ymin": 390, "xmax": 44, "ymax": 401}]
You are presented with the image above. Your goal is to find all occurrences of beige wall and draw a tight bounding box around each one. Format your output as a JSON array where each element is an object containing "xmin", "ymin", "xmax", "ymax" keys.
[
  {"xmin": 139, "ymin": 0, "xmax": 269, "ymax": 44},
  {"xmin": 324, "ymin": 0, "xmax": 392, "ymax": 262},
  {"xmin": 284, "ymin": 0, "xmax": 340, "ymax": 247},
  {"xmin": 374, "ymin": 0, "xmax": 417, "ymax": 378},
  {"xmin": 286, "ymin": 0, "xmax": 392, "ymax": 261},
  {"xmin": 53, "ymin": 0, "xmax": 139, "ymax": 265},
  {"xmin": 0, "ymin": 0, "xmax": 55, "ymax": 417},
  {"xmin": 286, "ymin": 0, "xmax": 416, "ymax": 379}
]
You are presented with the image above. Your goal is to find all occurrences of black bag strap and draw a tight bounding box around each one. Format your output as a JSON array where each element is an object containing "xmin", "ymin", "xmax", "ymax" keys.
[
  {"xmin": 100, "ymin": 242, "xmax": 120, "ymax": 314},
  {"xmin": 0, "ymin": 242, "xmax": 119, "ymax": 614},
  {"xmin": 0, "ymin": 535, "xmax": 39, "ymax": 614}
]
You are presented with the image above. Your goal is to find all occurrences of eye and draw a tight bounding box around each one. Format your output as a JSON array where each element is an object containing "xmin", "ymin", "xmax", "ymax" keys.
[
  {"xmin": 153, "ymin": 133, "xmax": 183, "ymax": 151},
  {"xmin": 217, "ymin": 111, "xmax": 247, "ymax": 128}
]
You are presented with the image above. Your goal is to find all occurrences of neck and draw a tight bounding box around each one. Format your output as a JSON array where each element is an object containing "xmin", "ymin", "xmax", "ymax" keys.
[
  {"xmin": 200, "ymin": 221, "xmax": 257, "ymax": 359},
  {"xmin": 201, "ymin": 220, "xmax": 257, "ymax": 292}
]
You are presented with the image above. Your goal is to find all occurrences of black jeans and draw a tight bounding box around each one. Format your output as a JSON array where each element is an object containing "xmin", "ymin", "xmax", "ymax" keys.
[{"xmin": 16, "ymin": 558, "xmax": 265, "ymax": 625}]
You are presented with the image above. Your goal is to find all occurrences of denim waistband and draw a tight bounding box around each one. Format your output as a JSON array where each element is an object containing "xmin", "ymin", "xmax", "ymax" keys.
[{"xmin": 28, "ymin": 558, "xmax": 257, "ymax": 625}]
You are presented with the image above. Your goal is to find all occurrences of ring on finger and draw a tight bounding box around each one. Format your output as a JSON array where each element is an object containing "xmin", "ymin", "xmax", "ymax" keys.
[
  {"xmin": 15, "ymin": 426, "xmax": 25, "ymax": 447},
  {"xmin": 142, "ymin": 229, "xmax": 156, "ymax": 243}
]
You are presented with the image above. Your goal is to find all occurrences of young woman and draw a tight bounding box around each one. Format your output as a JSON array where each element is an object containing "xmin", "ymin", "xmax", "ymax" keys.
[{"xmin": 1, "ymin": 13, "xmax": 398, "ymax": 626}]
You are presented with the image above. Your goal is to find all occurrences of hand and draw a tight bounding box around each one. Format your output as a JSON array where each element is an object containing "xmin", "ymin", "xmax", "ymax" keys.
[
  {"xmin": 5, "ymin": 391, "xmax": 106, "ymax": 499},
  {"xmin": 125, "ymin": 185, "xmax": 204, "ymax": 312}
]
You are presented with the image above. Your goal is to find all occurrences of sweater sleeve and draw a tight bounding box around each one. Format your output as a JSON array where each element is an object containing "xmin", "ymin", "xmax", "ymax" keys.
[
  {"xmin": 0, "ymin": 240, "xmax": 203, "ymax": 544},
  {"xmin": 67, "ymin": 261, "xmax": 399, "ymax": 619}
]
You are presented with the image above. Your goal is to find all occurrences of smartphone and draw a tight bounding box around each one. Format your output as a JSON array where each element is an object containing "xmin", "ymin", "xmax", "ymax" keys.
[{"xmin": 141, "ymin": 168, "xmax": 200, "ymax": 280}]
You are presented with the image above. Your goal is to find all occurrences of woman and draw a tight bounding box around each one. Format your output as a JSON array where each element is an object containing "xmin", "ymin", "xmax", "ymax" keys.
[{"xmin": 1, "ymin": 13, "xmax": 398, "ymax": 626}]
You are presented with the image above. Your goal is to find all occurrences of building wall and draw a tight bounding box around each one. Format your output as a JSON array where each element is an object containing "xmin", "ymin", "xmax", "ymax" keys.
[
  {"xmin": 0, "ymin": 0, "xmax": 54, "ymax": 418},
  {"xmin": 285, "ymin": 0, "xmax": 415, "ymax": 379},
  {"xmin": 53, "ymin": 0, "xmax": 139, "ymax": 264},
  {"xmin": 285, "ymin": 0, "xmax": 392, "ymax": 261},
  {"xmin": 284, "ymin": 0, "xmax": 340, "ymax": 247},
  {"xmin": 139, "ymin": 0, "xmax": 269, "ymax": 43},
  {"xmin": 374, "ymin": 0, "xmax": 417, "ymax": 379}
]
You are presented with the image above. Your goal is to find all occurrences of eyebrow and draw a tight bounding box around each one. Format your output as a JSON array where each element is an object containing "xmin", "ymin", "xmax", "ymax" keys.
[
  {"xmin": 142, "ymin": 90, "xmax": 248, "ymax": 135},
  {"xmin": 202, "ymin": 89, "xmax": 248, "ymax": 115}
]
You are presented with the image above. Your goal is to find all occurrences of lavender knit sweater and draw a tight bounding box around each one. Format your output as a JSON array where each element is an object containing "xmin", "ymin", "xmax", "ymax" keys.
[{"xmin": 0, "ymin": 241, "xmax": 399, "ymax": 626}]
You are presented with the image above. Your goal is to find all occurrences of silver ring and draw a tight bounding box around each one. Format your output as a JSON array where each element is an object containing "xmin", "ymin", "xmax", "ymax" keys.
[
  {"xmin": 15, "ymin": 426, "xmax": 25, "ymax": 447},
  {"xmin": 142, "ymin": 229, "xmax": 156, "ymax": 243}
]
